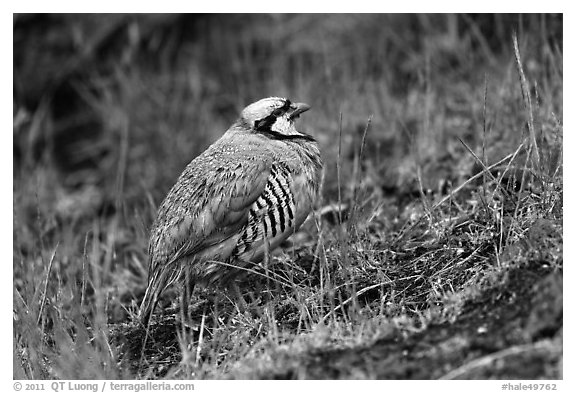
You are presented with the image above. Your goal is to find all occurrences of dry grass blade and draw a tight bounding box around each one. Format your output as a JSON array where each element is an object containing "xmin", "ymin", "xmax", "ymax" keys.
[
  {"xmin": 202, "ymin": 260, "xmax": 298, "ymax": 290},
  {"xmin": 458, "ymin": 137, "xmax": 508, "ymax": 197},
  {"xmin": 513, "ymin": 33, "xmax": 540, "ymax": 169},
  {"xmin": 457, "ymin": 137, "xmax": 514, "ymax": 221},
  {"xmin": 321, "ymin": 282, "xmax": 385, "ymax": 323},
  {"xmin": 337, "ymin": 112, "xmax": 344, "ymax": 225},
  {"xmin": 416, "ymin": 165, "xmax": 434, "ymax": 221},
  {"xmin": 37, "ymin": 242, "xmax": 59, "ymax": 325},
  {"xmin": 350, "ymin": 116, "xmax": 373, "ymax": 226},
  {"xmin": 482, "ymin": 74, "xmax": 489, "ymax": 194},
  {"xmin": 195, "ymin": 311, "xmax": 207, "ymax": 367}
]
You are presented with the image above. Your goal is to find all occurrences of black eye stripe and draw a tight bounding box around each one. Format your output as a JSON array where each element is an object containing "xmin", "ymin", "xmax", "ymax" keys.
[
  {"xmin": 273, "ymin": 100, "xmax": 292, "ymax": 116},
  {"xmin": 254, "ymin": 100, "xmax": 292, "ymax": 132},
  {"xmin": 254, "ymin": 115, "xmax": 274, "ymax": 132}
]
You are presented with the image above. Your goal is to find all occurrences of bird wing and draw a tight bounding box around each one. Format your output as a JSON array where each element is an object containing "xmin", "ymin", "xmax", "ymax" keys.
[
  {"xmin": 142, "ymin": 159, "xmax": 273, "ymax": 320},
  {"xmin": 154, "ymin": 157, "xmax": 274, "ymax": 270}
]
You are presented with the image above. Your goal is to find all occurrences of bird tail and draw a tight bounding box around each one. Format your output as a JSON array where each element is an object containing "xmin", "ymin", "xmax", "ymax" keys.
[
  {"xmin": 139, "ymin": 267, "xmax": 170, "ymax": 324},
  {"xmin": 139, "ymin": 260, "xmax": 189, "ymax": 324},
  {"xmin": 139, "ymin": 280, "xmax": 159, "ymax": 325}
]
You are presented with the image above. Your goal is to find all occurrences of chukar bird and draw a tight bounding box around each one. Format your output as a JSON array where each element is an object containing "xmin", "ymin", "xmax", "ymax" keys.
[{"xmin": 139, "ymin": 97, "xmax": 323, "ymax": 322}]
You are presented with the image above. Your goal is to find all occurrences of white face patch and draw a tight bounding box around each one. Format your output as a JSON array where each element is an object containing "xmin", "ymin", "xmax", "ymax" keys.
[{"xmin": 271, "ymin": 115, "xmax": 295, "ymax": 135}]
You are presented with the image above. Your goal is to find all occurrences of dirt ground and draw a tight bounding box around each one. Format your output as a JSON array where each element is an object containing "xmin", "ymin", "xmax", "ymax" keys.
[{"xmin": 255, "ymin": 263, "xmax": 562, "ymax": 379}]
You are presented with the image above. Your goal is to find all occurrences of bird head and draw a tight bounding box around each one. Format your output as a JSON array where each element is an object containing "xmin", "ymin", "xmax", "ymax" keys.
[{"xmin": 238, "ymin": 97, "xmax": 314, "ymax": 141}]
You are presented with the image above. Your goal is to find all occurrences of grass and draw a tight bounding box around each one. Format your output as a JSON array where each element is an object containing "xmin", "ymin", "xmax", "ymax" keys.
[{"xmin": 13, "ymin": 14, "xmax": 562, "ymax": 379}]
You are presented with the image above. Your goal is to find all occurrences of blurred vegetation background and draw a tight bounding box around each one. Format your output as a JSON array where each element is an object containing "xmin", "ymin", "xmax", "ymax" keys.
[
  {"xmin": 13, "ymin": 14, "xmax": 562, "ymax": 379},
  {"xmin": 13, "ymin": 14, "xmax": 562, "ymax": 219}
]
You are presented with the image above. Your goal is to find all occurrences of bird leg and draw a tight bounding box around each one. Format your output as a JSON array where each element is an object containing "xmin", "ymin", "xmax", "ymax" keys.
[
  {"xmin": 229, "ymin": 281, "xmax": 249, "ymax": 314},
  {"xmin": 180, "ymin": 268, "xmax": 195, "ymax": 323}
]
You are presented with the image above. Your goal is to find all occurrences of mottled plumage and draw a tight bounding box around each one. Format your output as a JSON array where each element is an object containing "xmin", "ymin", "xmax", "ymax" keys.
[{"xmin": 139, "ymin": 97, "xmax": 323, "ymax": 321}]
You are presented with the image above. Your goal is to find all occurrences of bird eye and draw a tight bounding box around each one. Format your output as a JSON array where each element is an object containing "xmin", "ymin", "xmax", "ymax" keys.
[
  {"xmin": 254, "ymin": 118, "xmax": 266, "ymax": 130},
  {"xmin": 254, "ymin": 99, "xmax": 294, "ymax": 131},
  {"xmin": 271, "ymin": 100, "xmax": 292, "ymax": 118}
]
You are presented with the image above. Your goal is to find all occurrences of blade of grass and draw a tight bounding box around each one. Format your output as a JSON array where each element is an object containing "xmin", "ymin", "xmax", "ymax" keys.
[
  {"xmin": 349, "ymin": 116, "xmax": 372, "ymax": 229},
  {"xmin": 37, "ymin": 242, "xmax": 59, "ymax": 325},
  {"xmin": 337, "ymin": 112, "xmax": 344, "ymax": 226},
  {"xmin": 321, "ymin": 282, "xmax": 388, "ymax": 323},
  {"xmin": 513, "ymin": 32, "xmax": 541, "ymax": 169}
]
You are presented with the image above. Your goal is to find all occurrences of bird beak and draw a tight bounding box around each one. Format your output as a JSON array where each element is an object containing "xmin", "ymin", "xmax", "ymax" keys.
[{"xmin": 290, "ymin": 102, "xmax": 311, "ymax": 119}]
